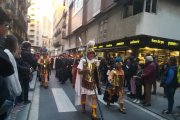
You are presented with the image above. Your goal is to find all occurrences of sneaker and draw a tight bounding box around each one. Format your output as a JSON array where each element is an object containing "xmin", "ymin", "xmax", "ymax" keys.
[
  {"xmin": 136, "ymin": 100, "xmax": 140, "ymax": 104},
  {"xmin": 162, "ymin": 110, "xmax": 172, "ymax": 115},
  {"xmin": 127, "ymin": 92, "xmax": 131, "ymax": 95},
  {"xmin": 133, "ymin": 99, "xmax": 137, "ymax": 103},
  {"xmin": 24, "ymin": 100, "xmax": 31, "ymax": 105},
  {"xmin": 13, "ymin": 106, "xmax": 23, "ymax": 111}
]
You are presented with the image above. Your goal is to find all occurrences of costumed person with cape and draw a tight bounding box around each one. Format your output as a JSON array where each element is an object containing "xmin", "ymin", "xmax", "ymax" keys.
[
  {"xmin": 103, "ymin": 61, "xmax": 126, "ymax": 114},
  {"xmin": 38, "ymin": 48, "xmax": 51, "ymax": 88},
  {"xmin": 75, "ymin": 40, "xmax": 102, "ymax": 120}
]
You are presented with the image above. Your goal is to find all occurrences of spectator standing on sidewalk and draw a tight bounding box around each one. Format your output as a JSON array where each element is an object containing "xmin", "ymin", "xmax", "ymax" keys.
[
  {"xmin": 21, "ymin": 42, "xmax": 37, "ymax": 70},
  {"xmin": 15, "ymin": 45, "xmax": 32, "ymax": 105},
  {"xmin": 152, "ymin": 56, "xmax": 159, "ymax": 95},
  {"xmin": 99, "ymin": 57, "xmax": 108, "ymax": 84},
  {"xmin": 0, "ymin": 10, "xmax": 15, "ymax": 119},
  {"xmin": 162, "ymin": 57, "xmax": 178, "ymax": 115},
  {"xmin": 0, "ymin": 35, "xmax": 22, "ymax": 119},
  {"xmin": 133, "ymin": 63, "xmax": 144, "ymax": 104},
  {"xmin": 160, "ymin": 62, "xmax": 169, "ymax": 98},
  {"xmin": 141, "ymin": 56, "xmax": 156, "ymax": 107}
]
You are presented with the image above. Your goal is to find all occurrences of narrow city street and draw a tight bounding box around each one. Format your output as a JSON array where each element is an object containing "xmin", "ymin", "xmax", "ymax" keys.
[{"xmin": 27, "ymin": 70, "xmax": 176, "ymax": 120}]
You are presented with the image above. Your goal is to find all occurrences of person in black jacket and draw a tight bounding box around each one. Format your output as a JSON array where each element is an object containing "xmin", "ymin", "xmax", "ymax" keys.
[
  {"xmin": 15, "ymin": 46, "xmax": 33, "ymax": 105},
  {"xmin": 133, "ymin": 63, "xmax": 144, "ymax": 104},
  {"xmin": 57, "ymin": 53, "xmax": 69, "ymax": 84},
  {"xmin": 21, "ymin": 42, "xmax": 37, "ymax": 70},
  {"xmin": 67, "ymin": 55, "xmax": 73, "ymax": 83}
]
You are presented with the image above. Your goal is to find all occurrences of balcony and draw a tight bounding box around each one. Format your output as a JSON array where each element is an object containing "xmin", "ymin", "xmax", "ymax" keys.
[
  {"xmin": 14, "ymin": 9, "xmax": 27, "ymax": 30},
  {"xmin": 63, "ymin": 9, "xmax": 67, "ymax": 18},
  {"xmin": 29, "ymin": 31, "xmax": 35, "ymax": 35},
  {"xmin": 53, "ymin": 41, "xmax": 61, "ymax": 48},
  {"xmin": 27, "ymin": 15, "xmax": 31, "ymax": 23},
  {"xmin": 62, "ymin": 31, "xmax": 67, "ymax": 39},
  {"xmin": 13, "ymin": 33, "xmax": 24, "ymax": 43},
  {"xmin": 5, "ymin": 0, "xmax": 16, "ymax": 15},
  {"xmin": 62, "ymin": 20, "xmax": 66, "ymax": 28}
]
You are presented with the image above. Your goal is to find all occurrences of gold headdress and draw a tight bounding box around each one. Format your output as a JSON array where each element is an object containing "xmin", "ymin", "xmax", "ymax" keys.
[
  {"xmin": 86, "ymin": 40, "xmax": 95, "ymax": 54},
  {"xmin": 116, "ymin": 62, "xmax": 123, "ymax": 67}
]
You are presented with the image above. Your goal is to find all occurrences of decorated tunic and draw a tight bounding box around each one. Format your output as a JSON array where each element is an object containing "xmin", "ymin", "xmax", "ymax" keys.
[{"xmin": 38, "ymin": 57, "xmax": 51, "ymax": 75}]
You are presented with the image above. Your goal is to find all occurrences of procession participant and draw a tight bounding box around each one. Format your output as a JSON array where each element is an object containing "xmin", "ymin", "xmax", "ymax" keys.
[
  {"xmin": 72, "ymin": 55, "xmax": 80, "ymax": 89},
  {"xmin": 37, "ymin": 49, "xmax": 51, "ymax": 88},
  {"xmin": 67, "ymin": 55, "xmax": 73, "ymax": 83},
  {"xmin": 103, "ymin": 61, "xmax": 126, "ymax": 114},
  {"xmin": 75, "ymin": 40, "xmax": 102, "ymax": 120},
  {"xmin": 57, "ymin": 54, "xmax": 68, "ymax": 84}
]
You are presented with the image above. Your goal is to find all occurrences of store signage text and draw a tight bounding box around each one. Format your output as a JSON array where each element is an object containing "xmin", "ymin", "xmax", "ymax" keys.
[
  {"xmin": 106, "ymin": 44, "xmax": 112, "ymax": 47},
  {"xmin": 130, "ymin": 40, "xmax": 140, "ymax": 44},
  {"xmin": 98, "ymin": 45, "xmax": 103, "ymax": 48},
  {"xmin": 93, "ymin": 46, "xmax": 97, "ymax": 49},
  {"xmin": 116, "ymin": 42, "xmax": 124, "ymax": 46},
  {"xmin": 168, "ymin": 42, "xmax": 179, "ymax": 46},
  {"xmin": 151, "ymin": 38, "xmax": 164, "ymax": 44}
]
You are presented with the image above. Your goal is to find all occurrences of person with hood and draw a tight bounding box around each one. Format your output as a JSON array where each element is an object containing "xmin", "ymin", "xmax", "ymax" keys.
[
  {"xmin": 0, "ymin": 35, "xmax": 22, "ymax": 119},
  {"xmin": 162, "ymin": 57, "xmax": 178, "ymax": 115}
]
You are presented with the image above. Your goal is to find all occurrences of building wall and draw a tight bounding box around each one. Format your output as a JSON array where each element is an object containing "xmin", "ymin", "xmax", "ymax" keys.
[{"xmin": 139, "ymin": 0, "xmax": 180, "ymax": 40}]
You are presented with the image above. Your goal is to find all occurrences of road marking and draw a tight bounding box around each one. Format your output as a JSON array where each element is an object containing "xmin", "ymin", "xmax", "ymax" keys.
[
  {"xmin": 28, "ymin": 79, "xmax": 40, "ymax": 120},
  {"xmin": 100, "ymin": 87, "xmax": 167, "ymax": 120},
  {"xmin": 52, "ymin": 88, "xmax": 77, "ymax": 112}
]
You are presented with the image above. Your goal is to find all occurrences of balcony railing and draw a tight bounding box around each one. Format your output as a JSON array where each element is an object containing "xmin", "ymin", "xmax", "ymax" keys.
[
  {"xmin": 27, "ymin": 15, "xmax": 31, "ymax": 23},
  {"xmin": 5, "ymin": 0, "xmax": 16, "ymax": 15},
  {"xmin": 53, "ymin": 41, "xmax": 61, "ymax": 48},
  {"xmin": 62, "ymin": 31, "xmax": 66, "ymax": 39},
  {"xmin": 63, "ymin": 9, "xmax": 67, "ymax": 18},
  {"xmin": 62, "ymin": 20, "xmax": 66, "ymax": 28},
  {"xmin": 15, "ymin": 9, "xmax": 27, "ymax": 29}
]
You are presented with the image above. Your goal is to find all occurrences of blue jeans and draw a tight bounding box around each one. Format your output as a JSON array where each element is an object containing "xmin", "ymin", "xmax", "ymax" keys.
[
  {"xmin": 100, "ymin": 70, "xmax": 104, "ymax": 83},
  {"xmin": 166, "ymin": 88, "xmax": 176, "ymax": 112}
]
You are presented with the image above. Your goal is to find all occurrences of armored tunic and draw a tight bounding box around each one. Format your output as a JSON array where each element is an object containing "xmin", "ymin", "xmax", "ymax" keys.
[
  {"xmin": 38, "ymin": 58, "xmax": 51, "ymax": 75},
  {"xmin": 112, "ymin": 71, "xmax": 124, "ymax": 87}
]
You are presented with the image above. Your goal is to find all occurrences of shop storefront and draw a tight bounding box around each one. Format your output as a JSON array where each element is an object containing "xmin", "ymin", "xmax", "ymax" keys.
[{"xmin": 93, "ymin": 35, "xmax": 180, "ymax": 67}]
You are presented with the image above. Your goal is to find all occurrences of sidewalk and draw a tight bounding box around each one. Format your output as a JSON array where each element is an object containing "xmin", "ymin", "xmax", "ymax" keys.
[{"xmin": 124, "ymin": 81, "xmax": 180, "ymax": 120}]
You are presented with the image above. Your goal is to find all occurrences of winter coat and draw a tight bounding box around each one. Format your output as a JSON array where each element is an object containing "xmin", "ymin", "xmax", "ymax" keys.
[
  {"xmin": 21, "ymin": 49, "xmax": 37, "ymax": 70},
  {"xmin": 142, "ymin": 62, "xmax": 156, "ymax": 84},
  {"xmin": 15, "ymin": 57, "xmax": 31, "ymax": 80},
  {"xmin": 4, "ymin": 49, "xmax": 22, "ymax": 100},
  {"xmin": 135, "ymin": 70, "xmax": 144, "ymax": 85}
]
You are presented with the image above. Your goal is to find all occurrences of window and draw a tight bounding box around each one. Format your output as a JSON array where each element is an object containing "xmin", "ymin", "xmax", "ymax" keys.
[
  {"xmin": 74, "ymin": 0, "xmax": 83, "ymax": 12},
  {"xmin": 99, "ymin": 19, "xmax": 108, "ymax": 41},
  {"xmin": 123, "ymin": 0, "xmax": 144, "ymax": 19},
  {"xmin": 36, "ymin": 42, "xmax": 39, "ymax": 45},
  {"xmin": 37, "ymin": 31, "xmax": 39, "ymax": 34},
  {"xmin": 146, "ymin": 0, "xmax": 157, "ymax": 13},
  {"xmin": 37, "ymin": 36, "xmax": 39, "ymax": 40}
]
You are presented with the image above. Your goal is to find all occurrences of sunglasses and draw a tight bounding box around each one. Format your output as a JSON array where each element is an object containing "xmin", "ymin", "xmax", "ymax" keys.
[{"xmin": 0, "ymin": 21, "xmax": 11, "ymax": 30}]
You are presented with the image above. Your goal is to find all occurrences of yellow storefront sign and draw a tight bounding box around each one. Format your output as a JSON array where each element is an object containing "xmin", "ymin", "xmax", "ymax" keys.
[
  {"xmin": 151, "ymin": 38, "xmax": 164, "ymax": 44},
  {"xmin": 106, "ymin": 44, "xmax": 112, "ymax": 47},
  {"xmin": 98, "ymin": 45, "xmax": 103, "ymax": 48},
  {"xmin": 130, "ymin": 40, "xmax": 140, "ymax": 44},
  {"xmin": 93, "ymin": 46, "xmax": 97, "ymax": 49},
  {"xmin": 168, "ymin": 42, "xmax": 179, "ymax": 46},
  {"xmin": 116, "ymin": 42, "xmax": 124, "ymax": 46}
]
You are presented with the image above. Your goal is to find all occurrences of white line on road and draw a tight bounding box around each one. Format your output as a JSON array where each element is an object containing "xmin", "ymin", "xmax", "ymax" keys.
[
  {"xmin": 100, "ymin": 87, "xmax": 167, "ymax": 120},
  {"xmin": 52, "ymin": 88, "xmax": 77, "ymax": 112}
]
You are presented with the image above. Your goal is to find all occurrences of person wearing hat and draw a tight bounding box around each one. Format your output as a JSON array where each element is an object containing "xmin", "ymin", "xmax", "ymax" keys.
[
  {"xmin": 141, "ymin": 56, "xmax": 156, "ymax": 107},
  {"xmin": 75, "ymin": 40, "xmax": 102, "ymax": 119},
  {"xmin": 104, "ymin": 61, "xmax": 126, "ymax": 114},
  {"xmin": 38, "ymin": 49, "xmax": 51, "ymax": 88}
]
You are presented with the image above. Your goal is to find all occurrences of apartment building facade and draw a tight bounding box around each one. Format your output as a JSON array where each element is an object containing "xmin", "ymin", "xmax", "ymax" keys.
[
  {"xmin": 0, "ymin": 0, "xmax": 31, "ymax": 43},
  {"xmin": 63, "ymin": 0, "xmax": 180, "ymax": 67},
  {"xmin": 52, "ymin": 0, "xmax": 66, "ymax": 56}
]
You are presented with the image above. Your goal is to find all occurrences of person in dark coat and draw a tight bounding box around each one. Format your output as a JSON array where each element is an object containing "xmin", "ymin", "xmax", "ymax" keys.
[
  {"xmin": 133, "ymin": 63, "xmax": 144, "ymax": 103},
  {"xmin": 152, "ymin": 56, "xmax": 159, "ymax": 95},
  {"xmin": 55, "ymin": 55, "xmax": 61, "ymax": 78},
  {"xmin": 21, "ymin": 42, "xmax": 37, "ymax": 70},
  {"xmin": 67, "ymin": 55, "xmax": 73, "ymax": 83},
  {"xmin": 57, "ymin": 53, "xmax": 69, "ymax": 84},
  {"xmin": 0, "ymin": 10, "xmax": 14, "ymax": 119},
  {"xmin": 162, "ymin": 57, "xmax": 178, "ymax": 115},
  {"xmin": 141, "ymin": 56, "xmax": 156, "ymax": 107}
]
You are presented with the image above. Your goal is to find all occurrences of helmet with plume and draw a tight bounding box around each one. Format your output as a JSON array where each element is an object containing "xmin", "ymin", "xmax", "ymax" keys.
[{"xmin": 86, "ymin": 40, "xmax": 95, "ymax": 55}]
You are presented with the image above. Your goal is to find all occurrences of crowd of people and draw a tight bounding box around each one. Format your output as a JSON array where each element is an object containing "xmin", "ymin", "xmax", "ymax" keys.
[
  {"xmin": 99, "ymin": 52, "xmax": 180, "ymax": 115},
  {"xmin": 0, "ymin": 11, "xmax": 38, "ymax": 120}
]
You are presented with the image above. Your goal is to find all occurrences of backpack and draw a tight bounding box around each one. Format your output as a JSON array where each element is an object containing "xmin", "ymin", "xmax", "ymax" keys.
[{"xmin": 177, "ymin": 65, "xmax": 180, "ymax": 84}]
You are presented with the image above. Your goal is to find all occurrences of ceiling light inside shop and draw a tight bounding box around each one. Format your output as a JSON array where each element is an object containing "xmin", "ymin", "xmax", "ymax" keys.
[
  {"xmin": 155, "ymin": 48, "xmax": 157, "ymax": 50},
  {"xmin": 128, "ymin": 50, "xmax": 132, "ymax": 52},
  {"xmin": 146, "ymin": 47, "xmax": 149, "ymax": 49}
]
